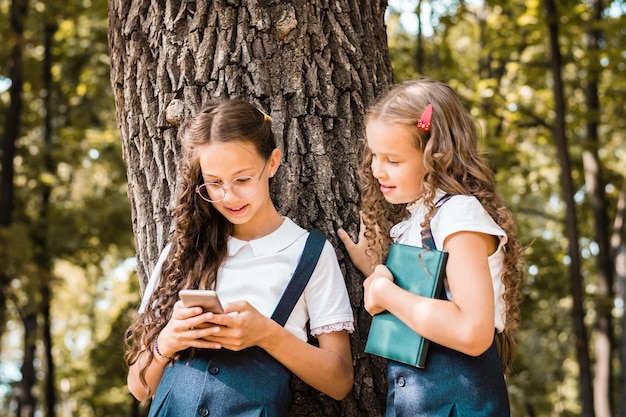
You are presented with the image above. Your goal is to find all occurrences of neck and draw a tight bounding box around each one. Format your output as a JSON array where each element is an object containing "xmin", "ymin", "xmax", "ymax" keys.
[{"xmin": 232, "ymin": 209, "xmax": 284, "ymax": 241}]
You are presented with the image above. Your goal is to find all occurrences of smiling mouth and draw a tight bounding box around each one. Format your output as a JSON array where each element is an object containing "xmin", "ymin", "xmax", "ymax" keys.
[{"xmin": 225, "ymin": 204, "xmax": 248, "ymax": 214}]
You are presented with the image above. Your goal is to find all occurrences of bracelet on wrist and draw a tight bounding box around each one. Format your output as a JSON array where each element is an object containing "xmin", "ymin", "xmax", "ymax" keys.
[{"xmin": 154, "ymin": 335, "xmax": 176, "ymax": 362}]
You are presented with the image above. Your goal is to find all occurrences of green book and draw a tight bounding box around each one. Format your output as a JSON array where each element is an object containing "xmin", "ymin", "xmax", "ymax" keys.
[{"xmin": 365, "ymin": 242, "xmax": 448, "ymax": 368}]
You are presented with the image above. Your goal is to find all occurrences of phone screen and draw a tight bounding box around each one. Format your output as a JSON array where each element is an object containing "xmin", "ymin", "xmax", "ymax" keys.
[{"xmin": 179, "ymin": 289, "xmax": 224, "ymax": 314}]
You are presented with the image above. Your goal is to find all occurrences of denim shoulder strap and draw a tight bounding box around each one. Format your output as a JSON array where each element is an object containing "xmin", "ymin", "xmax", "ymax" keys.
[
  {"xmin": 271, "ymin": 229, "xmax": 326, "ymax": 326},
  {"xmin": 421, "ymin": 194, "xmax": 452, "ymax": 250}
]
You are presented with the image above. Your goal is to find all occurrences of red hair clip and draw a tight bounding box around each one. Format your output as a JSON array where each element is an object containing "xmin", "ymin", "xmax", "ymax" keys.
[{"xmin": 416, "ymin": 104, "xmax": 433, "ymax": 131}]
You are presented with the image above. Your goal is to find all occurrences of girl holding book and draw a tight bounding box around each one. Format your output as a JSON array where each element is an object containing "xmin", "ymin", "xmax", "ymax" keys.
[
  {"xmin": 125, "ymin": 98, "xmax": 354, "ymax": 416},
  {"xmin": 338, "ymin": 78, "xmax": 524, "ymax": 416}
]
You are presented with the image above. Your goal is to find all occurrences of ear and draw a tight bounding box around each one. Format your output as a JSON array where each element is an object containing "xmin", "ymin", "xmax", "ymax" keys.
[{"xmin": 268, "ymin": 148, "xmax": 281, "ymax": 177}]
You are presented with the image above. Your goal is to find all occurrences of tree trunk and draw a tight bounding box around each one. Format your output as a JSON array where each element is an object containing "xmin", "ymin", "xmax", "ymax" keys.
[
  {"xmin": 542, "ymin": 0, "xmax": 595, "ymax": 415},
  {"xmin": 617, "ymin": 243, "xmax": 626, "ymax": 417},
  {"xmin": 414, "ymin": 0, "xmax": 424, "ymax": 74},
  {"xmin": 613, "ymin": 189, "xmax": 626, "ymax": 417},
  {"xmin": 0, "ymin": 0, "xmax": 28, "ymax": 339},
  {"xmin": 38, "ymin": 20, "xmax": 57, "ymax": 417},
  {"xmin": 582, "ymin": 1, "xmax": 614, "ymax": 416},
  {"xmin": 108, "ymin": 1, "xmax": 393, "ymax": 415},
  {"xmin": 17, "ymin": 312, "xmax": 37, "ymax": 417}
]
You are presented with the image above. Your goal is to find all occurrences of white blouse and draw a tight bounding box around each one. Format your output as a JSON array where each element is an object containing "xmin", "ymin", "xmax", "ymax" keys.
[
  {"xmin": 390, "ymin": 191, "xmax": 508, "ymax": 332},
  {"xmin": 140, "ymin": 217, "xmax": 354, "ymax": 342}
]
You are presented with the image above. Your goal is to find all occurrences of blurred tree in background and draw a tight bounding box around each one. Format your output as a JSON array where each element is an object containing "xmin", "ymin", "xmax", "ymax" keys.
[
  {"xmin": 0, "ymin": 0, "xmax": 624, "ymax": 416},
  {"xmin": 0, "ymin": 0, "xmax": 136, "ymax": 415}
]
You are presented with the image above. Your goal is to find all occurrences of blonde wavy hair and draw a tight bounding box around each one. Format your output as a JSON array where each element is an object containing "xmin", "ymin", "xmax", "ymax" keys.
[
  {"xmin": 360, "ymin": 78, "xmax": 524, "ymax": 375},
  {"xmin": 124, "ymin": 98, "xmax": 276, "ymax": 397}
]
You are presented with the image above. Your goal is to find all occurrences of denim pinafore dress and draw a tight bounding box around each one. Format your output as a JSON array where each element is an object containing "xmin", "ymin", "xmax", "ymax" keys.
[
  {"xmin": 148, "ymin": 230, "xmax": 326, "ymax": 417},
  {"xmin": 385, "ymin": 200, "xmax": 511, "ymax": 416},
  {"xmin": 148, "ymin": 347, "xmax": 291, "ymax": 417},
  {"xmin": 386, "ymin": 339, "xmax": 510, "ymax": 416}
]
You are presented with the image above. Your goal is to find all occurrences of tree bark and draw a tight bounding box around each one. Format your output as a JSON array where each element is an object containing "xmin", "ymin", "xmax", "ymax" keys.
[
  {"xmin": 542, "ymin": 0, "xmax": 595, "ymax": 415},
  {"xmin": 108, "ymin": 1, "xmax": 393, "ymax": 415}
]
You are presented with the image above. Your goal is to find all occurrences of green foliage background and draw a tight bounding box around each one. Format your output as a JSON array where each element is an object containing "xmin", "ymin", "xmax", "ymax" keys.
[{"xmin": 0, "ymin": 0, "xmax": 624, "ymax": 415}]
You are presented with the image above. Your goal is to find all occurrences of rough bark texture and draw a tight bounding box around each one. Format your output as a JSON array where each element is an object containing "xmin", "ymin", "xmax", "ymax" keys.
[{"xmin": 108, "ymin": 0, "xmax": 393, "ymax": 415}]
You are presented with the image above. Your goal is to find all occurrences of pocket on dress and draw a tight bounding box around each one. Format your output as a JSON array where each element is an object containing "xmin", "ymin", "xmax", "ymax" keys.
[
  {"xmin": 237, "ymin": 406, "xmax": 267, "ymax": 417},
  {"xmin": 147, "ymin": 388, "xmax": 171, "ymax": 417}
]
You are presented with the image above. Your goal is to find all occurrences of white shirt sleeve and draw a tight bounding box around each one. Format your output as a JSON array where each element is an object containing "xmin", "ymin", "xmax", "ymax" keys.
[
  {"xmin": 392, "ymin": 195, "xmax": 508, "ymax": 332},
  {"xmin": 138, "ymin": 243, "xmax": 171, "ymax": 314},
  {"xmin": 303, "ymin": 241, "xmax": 355, "ymax": 336},
  {"xmin": 431, "ymin": 195, "xmax": 507, "ymax": 249},
  {"xmin": 431, "ymin": 196, "xmax": 508, "ymax": 332}
]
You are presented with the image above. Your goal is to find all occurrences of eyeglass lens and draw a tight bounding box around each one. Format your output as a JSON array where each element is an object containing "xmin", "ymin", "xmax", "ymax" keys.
[
  {"xmin": 197, "ymin": 163, "xmax": 268, "ymax": 203},
  {"xmin": 198, "ymin": 177, "xmax": 260, "ymax": 202}
]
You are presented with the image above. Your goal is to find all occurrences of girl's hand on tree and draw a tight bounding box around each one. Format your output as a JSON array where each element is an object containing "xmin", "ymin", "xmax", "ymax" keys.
[
  {"xmin": 199, "ymin": 300, "xmax": 273, "ymax": 351},
  {"xmin": 338, "ymin": 212, "xmax": 375, "ymax": 276},
  {"xmin": 363, "ymin": 264, "xmax": 394, "ymax": 316}
]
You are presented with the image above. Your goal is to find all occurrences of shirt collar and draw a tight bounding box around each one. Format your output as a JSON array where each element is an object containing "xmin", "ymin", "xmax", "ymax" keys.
[
  {"xmin": 393, "ymin": 189, "xmax": 448, "ymax": 241},
  {"xmin": 227, "ymin": 217, "xmax": 306, "ymax": 257},
  {"xmin": 406, "ymin": 189, "xmax": 447, "ymax": 216}
]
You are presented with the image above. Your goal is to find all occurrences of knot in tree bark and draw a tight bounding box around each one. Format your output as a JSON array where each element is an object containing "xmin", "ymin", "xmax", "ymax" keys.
[
  {"xmin": 165, "ymin": 99, "xmax": 185, "ymax": 126},
  {"xmin": 275, "ymin": 6, "xmax": 297, "ymax": 40}
]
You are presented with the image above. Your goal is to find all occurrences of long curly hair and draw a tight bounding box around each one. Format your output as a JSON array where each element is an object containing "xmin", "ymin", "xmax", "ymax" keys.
[
  {"xmin": 360, "ymin": 78, "xmax": 524, "ymax": 375},
  {"xmin": 124, "ymin": 98, "xmax": 276, "ymax": 396}
]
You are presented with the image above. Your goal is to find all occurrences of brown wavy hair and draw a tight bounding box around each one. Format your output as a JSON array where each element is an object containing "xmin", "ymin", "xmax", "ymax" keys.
[
  {"xmin": 124, "ymin": 98, "xmax": 276, "ymax": 396},
  {"xmin": 360, "ymin": 78, "xmax": 524, "ymax": 375}
]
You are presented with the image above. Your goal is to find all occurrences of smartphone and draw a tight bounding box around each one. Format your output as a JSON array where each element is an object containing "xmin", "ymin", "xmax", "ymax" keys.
[{"xmin": 179, "ymin": 289, "xmax": 224, "ymax": 314}]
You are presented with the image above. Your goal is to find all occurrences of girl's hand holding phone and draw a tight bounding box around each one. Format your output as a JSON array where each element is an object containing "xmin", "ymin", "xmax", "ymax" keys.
[
  {"xmin": 155, "ymin": 299, "xmax": 229, "ymax": 358},
  {"xmin": 199, "ymin": 300, "xmax": 274, "ymax": 352}
]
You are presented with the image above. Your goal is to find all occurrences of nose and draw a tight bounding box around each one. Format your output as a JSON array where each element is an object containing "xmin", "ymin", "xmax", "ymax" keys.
[
  {"xmin": 219, "ymin": 184, "xmax": 238, "ymax": 203},
  {"xmin": 216, "ymin": 184, "xmax": 239, "ymax": 202},
  {"xmin": 371, "ymin": 158, "xmax": 384, "ymax": 180}
]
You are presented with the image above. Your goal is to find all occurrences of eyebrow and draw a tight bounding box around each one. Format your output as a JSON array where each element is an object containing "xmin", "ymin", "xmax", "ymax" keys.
[
  {"xmin": 202, "ymin": 167, "xmax": 256, "ymax": 180},
  {"xmin": 370, "ymin": 148, "xmax": 404, "ymax": 158}
]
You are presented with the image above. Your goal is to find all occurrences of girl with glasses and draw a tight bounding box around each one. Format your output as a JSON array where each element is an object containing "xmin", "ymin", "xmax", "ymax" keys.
[{"xmin": 125, "ymin": 98, "xmax": 354, "ymax": 416}]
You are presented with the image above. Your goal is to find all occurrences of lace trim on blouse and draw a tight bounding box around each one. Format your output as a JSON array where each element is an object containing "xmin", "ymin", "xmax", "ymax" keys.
[{"xmin": 310, "ymin": 321, "xmax": 355, "ymax": 337}]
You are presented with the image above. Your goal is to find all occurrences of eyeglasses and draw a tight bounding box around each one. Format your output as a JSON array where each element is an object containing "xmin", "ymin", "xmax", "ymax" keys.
[{"xmin": 196, "ymin": 163, "xmax": 267, "ymax": 203}]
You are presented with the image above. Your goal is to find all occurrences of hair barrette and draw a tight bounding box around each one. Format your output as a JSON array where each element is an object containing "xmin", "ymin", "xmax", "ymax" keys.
[
  {"xmin": 259, "ymin": 109, "xmax": 272, "ymax": 122},
  {"xmin": 416, "ymin": 103, "xmax": 432, "ymax": 131}
]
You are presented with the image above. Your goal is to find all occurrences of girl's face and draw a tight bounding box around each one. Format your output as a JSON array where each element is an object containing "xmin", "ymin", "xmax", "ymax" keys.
[
  {"xmin": 198, "ymin": 141, "xmax": 281, "ymax": 239},
  {"xmin": 366, "ymin": 120, "xmax": 425, "ymax": 204}
]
